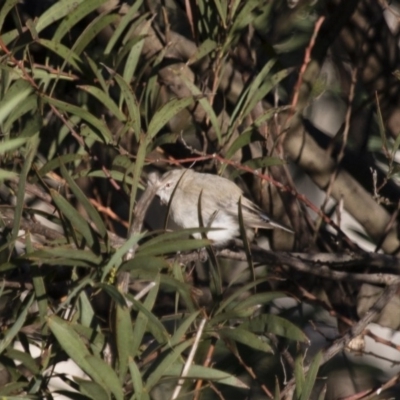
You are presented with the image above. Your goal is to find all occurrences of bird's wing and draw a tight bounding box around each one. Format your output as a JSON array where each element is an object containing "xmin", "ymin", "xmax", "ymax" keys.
[{"xmin": 226, "ymin": 196, "xmax": 293, "ymax": 233}]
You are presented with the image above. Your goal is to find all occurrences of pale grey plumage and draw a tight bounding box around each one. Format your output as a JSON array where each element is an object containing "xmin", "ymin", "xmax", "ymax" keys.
[{"xmin": 154, "ymin": 168, "xmax": 292, "ymax": 245}]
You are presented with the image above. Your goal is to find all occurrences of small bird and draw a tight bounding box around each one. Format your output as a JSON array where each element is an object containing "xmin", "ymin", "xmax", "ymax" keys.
[{"xmin": 153, "ymin": 168, "xmax": 293, "ymax": 246}]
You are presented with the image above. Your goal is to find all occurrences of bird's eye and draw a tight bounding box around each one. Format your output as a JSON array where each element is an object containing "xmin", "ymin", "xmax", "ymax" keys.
[{"xmin": 165, "ymin": 182, "xmax": 171, "ymax": 188}]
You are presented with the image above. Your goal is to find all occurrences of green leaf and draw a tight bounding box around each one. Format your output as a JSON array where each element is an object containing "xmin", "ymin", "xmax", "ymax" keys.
[
  {"xmin": 229, "ymin": 292, "xmax": 287, "ymax": 312},
  {"xmin": 375, "ymin": 94, "xmax": 388, "ymax": 155},
  {"xmin": 77, "ymin": 379, "xmax": 109, "ymax": 400},
  {"xmin": 243, "ymin": 314, "xmax": 309, "ymax": 343},
  {"xmin": 36, "ymin": 38, "xmax": 83, "ymax": 72},
  {"xmin": 137, "ymin": 228, "xmax": 213, "ymax": 252},
  {"xmin": 38, "ymin": 153, "xmax": 88, "ymax": 178},
  {"xmin": 113, "ymin": 72, "xmax": 141, "ymax": 141},
  {"xmin": 128, "ymin": 277, "xmax": 169, "ymax": 347},
  {"xmin": 300, "ymin": 351, "xmax": 322, "ymax": 400},
  {"xmin": 116, "ymin": 304, "xmax": 134, "ymax": 380},
  {"xmin": 136, "ymin": 238, "xmax": 210, "ymax": 257},
  {"xmin": 0, "ymin": 0, "xmax": 19, "ymax": 33},
  {"xmin": 0, "ymin": 79, "xmax": 33, "ymax": 125},
  {"xmin": 5, "ymin": 348, "xmax": 40, "ymax": 375},
  {"xmin": 147, "ymin": 97, "xmax": 194, "ymax": 139},
  {"xmin": 52, "ymin": 0, "xmax": 108, "ymax": 42},
  {"xmin": 295, "ymin": 353, "xmax": 305, "ymax": 399},
  {"xmin": 59, "ymin": 162, "xmax": 108, "ymax": 241},
  {"xmin": 101, "ymin": 231, "xmax": 146, "ymax": 282},
  {"xmin": 78, "ymin": 291, "xmax": 96, "ymax": 328},
  {"xmin": 160, "ymin": 275, "xmax": 196, "ymax": 313},
  {"xmin": 104, "ymin": 0, "xmax": 144, "ymax": 55},
  {"xmin": 0, "ymin": 294, "xmax": 34, "ymax": 353},
  {"xmin": 74, "ymin": 13, "xmax": 119, "ymax": 56},
  {"xmin": 144, "ymin": 339, "xmax": 195, "ymax": 391},
  {"xmin": 0, "ymin": 169, "xmax": 18, "ymax": 180},
  {"xmin": 42, "ymin": 95, "xmax": 112, "ymax": 143},
  {"xmin": 128, "ymin": 359, "xmax": 145, "ymax": 400},
  {"xmin": 167, "ymin": 364, "xmax": 249, "ymax": 388},
  {"xmin": 98, "ymin": 283, "xmax": 127, "ymax": 307},
  {"xmin": 219, "ymin": 327, "xmax": 273, "ymax": 353},
  {"xmin": 50, "ymin": 189, "xmax": 99, "ymax": 251},
  {"xmin": 123, "ymin": 18, "xmax": 152, "ymax": 84},
  {"xmin": 224, "ymin": 131, "xmax": 262, "ymax": 161},
  {"xmin": 230, "ymin": 0, "xmax": 260, "ymax": 34},
  {"xmin": 10, "ymin": 133, "xmax": 39, "ymax": 252},
  {"xmin": 3, "ymin": 94, "xmax": 38, "ymax": 133},
  {"xmin": 215, "ymin": 278, "xmax": 272, "ymax": 314},
  {"xmin": 0, "ymin": 138, "xmax": 27, "ymax": 155},
  {"xmin": 85, "ymin": 355, "xmax": 124, "ymax": 400},
  {"xmin": 180, "ymin": 76, "xmax": 222, "ymax": 143},
  {"xmin": 35, "ymin": 0, "xmax": 85, "ymax": 33},
  {"xmin": 78, "ymin": 85, "xmax": 126, "ymax": 122},
  {"xmin": 27, "ymin": 247, "xmax": 102, "ymax": 265},
  {"xmin": 230, "ymin": 156, "xmax": 286, "ymax": 178},
  {"xmin": 169, "ymin": 311, "xmax": 201, "ymax": 347},
  {"xmin": 48, "ymin": 316, "xmax": 107, "ymax": 389},
  {"xmin": 26, "ymin": 234, "xmax": 47, "ymax": 326},
  {"xmin": 187, "ymin": 38, "xmax": 217, "ymax": 65}
]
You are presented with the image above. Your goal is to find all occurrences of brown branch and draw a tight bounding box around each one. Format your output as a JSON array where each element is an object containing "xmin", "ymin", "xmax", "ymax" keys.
[{"xmin": 280, "ymin": 282, "xmax": 400, "ymax": 398}]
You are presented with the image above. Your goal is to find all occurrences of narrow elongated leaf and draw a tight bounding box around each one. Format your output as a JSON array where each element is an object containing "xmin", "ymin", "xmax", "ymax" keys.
[
  {"xmin": 224, "ymin": 131, "xmax": 261, "ymax": 161},
  {"xmin": 47, "ymin": 316, "xmax": 106, "ymax": 387},
  {"xmin": 105, "ymin": 0, "xmax": 144, "ymax": 55},
  {"xmin": 295, "ymin": 353, "xmax": 305, "ymax": 400},
  {"xmin": 35, "ymin": 0, "xmax": 85, "ymax": 33},
  {"xmin": 52, "ymin": 0, "xmax": 108, "ymax": 42},
  {"xmin": 136, "ymin": 238, "xmax": 210, "ymax": 257},
  {"xmin": 26, "ymin": 235, "xmax": 47, "ymax": 326},
  {"xmin": 42, "ymin": 95, "xmax": 112, "ymax": 143},
  {"xmin": 187, "ymin": 38, "xmax": 217, "ymax": 65},
  {"xmin": 101, "ymin": 231, "xmax": 146, "ymax": 282},
  {"xmin": 128, "ymin": 359, "xmax": 144, "ymax": 400},
  {"xmin": 51, "ymin": 189, "xmax": 99, "ymax": 251},
  {"xmin": 230, "ymin": 156, "xmax": 286, "ymax": 178},
  {"xmin": 300, "ymin": 351, "xmax": 322, "ymax": 400},
  {"xmin": 0, "ymin": 80, "xmax": 33, "ymax": 125},
  {"xmin": 113, "ymin": 72, "xmax": 141, "ymax": 141},
  {"xmin": 123, "ymin": 18, "xmax": 152, "ymax": 83},
  {"xmin": 215, "ymin": 278, "xmax": 272, "ymax": 314},
  {"xmin": 78, "ymin": 85, "xmax": 126, "ymax": 122},
  {"xmin": 144, "ymin": 339, "xmax": 195, "ymax": 391},
  {"xmin": 0, "ymin": 294, "xmax": 34, "ymax": 353},
  {"xmin": 160, "ymin": 275, "xmax": 196, "ymax": 313},
  {"xmin": 0, "ymin": 138, "xmax": 27, "ymax": 155},
  {"xmin": 77, "ymin": 379, "xmax": 109, "ymax": 400},
  {"xmin": 137, "ymin": 228, "xmax": 214, "ymax": 252},
  {"xmin": 3, "ymin": 95, "xmax": 38, "ymax": 133},
  {"xmin": 229, "ymin": 292, "xmax": 287, "ymax": 312},
  {"xmin": 243, "ymin": 314, "xmax": 309, "ymax": 343},
  {"xmin": 116, "ymin": 304, "xmax": 134, "ymax": 380},
  {"xmin": 5, "ymin": 348, "xmax": 40, "ymax": 375},
  {"xmin": 59, "ymin": 162, "xmax": 108, "ymax": 240},
  {"xmin": 85, "ymin": 355, "xmax": 124, "ymax": 400},
  {"xmin": 219, "ymin": 327, "xmax": 273, "ymax": 353},
  {"xmin": 36, "ymin": 39, "xmax": 83, "ymax": 72},
  {"xmin": 0, "ymin": 0, "xmax": 19, "ymax": 32},
  {"xmin": 180, "ymin": 75, "xmax": 222, "ymax": 143},
  {"xmin": 27, "ymin": 248, "xmax": 102, "ymax": 265},
  {"xmin": 11, "ymin": 133, "xmax": 39, "ymax": 251},
  {"xmin": 74, "ymin": 14, "xmax": 119, "ymax": 56},
  {"xmin": 167, "ymin": 364, "xmax": 249, "ymax": 388},
  {"xmin": 147, "ymin": 97, "xmax": 194, "ymax": 139},
  {"xmin": 169, "ymin": 311, "xmax": 201, "ymax": 347}
]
